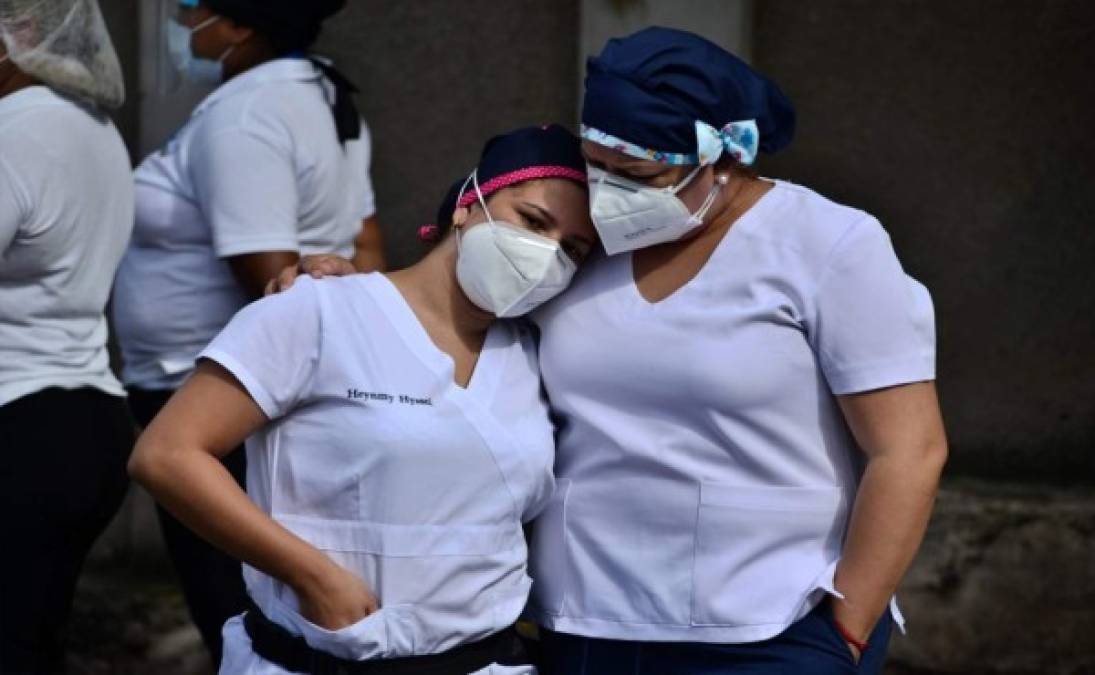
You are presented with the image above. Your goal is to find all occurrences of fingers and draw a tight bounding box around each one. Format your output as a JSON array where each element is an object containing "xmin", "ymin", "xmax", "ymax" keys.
[
  {"xmin": 278, "ymin": 265, "xmax": 300, "ymax": 291},
  {"xmin": 300, "ymin": 255, "xmax": 328, "ymax": 277},
  {"xmin": 263, "ymin": 264, "xmax": 302, "ymax": 296},
  {"xmin": 304, "ymin": 255, "xmax": 354, "ymax": 278},
  {"xmin": 268, "ymin": 256, "xmax": 353, "ymax": 296}
]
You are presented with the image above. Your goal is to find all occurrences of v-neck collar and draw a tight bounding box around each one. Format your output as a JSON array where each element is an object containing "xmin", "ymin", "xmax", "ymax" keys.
[
  {"xmin": 362, "ymin": 273, "xmax": 508, "ymax": 401},
  {"xmin": 625, "ymin": 178, "xmax": 783, "ymax": 309}
]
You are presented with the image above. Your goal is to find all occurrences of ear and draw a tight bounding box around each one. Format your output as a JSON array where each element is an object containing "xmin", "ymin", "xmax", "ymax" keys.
[{"xmin": 451, "ymin": 207, "xmax": 469, "ymax": 229}]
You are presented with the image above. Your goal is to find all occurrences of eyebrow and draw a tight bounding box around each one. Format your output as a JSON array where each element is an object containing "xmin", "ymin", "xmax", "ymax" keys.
[
  {"xmin": 523, "ymin": 202, "xmax": 557, "ymax": 226},
  {"xmin": 525, "ymin": 202, "xmax": 594, "ymax": 249}
]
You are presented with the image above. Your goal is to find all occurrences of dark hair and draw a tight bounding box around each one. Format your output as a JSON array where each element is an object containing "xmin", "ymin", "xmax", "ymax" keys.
[{"xmin": 203, "ymin": 0, "xmax": 346, "ymax": 55}]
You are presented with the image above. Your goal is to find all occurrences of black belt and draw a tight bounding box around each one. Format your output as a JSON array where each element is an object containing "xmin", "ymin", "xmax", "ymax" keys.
[{"xmin": 242, "ymin": 605, "xmax": 530, "ymax": 675}]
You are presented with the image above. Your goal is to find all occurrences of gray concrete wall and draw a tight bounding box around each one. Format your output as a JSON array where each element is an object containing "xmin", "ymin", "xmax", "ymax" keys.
[
  {"xmin": 316, "ymin": 0, "xmax": 580, "ymax": 270},
  {"xmin": 97, "ymin": 0, "xmax": 140, "ymax": 158},
  {"xmin": 579, "ymin": 0, "xmax": 753, "ymax": 104},
  {"xmin": 752, "ymin": 1, "xmax": 1095, "ymax": 485}
]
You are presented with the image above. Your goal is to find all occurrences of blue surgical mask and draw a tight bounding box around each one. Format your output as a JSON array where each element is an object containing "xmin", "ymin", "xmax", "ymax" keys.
[{"xmin": 166, "ymin": 15, "xmax": 233, "ymax": 85}]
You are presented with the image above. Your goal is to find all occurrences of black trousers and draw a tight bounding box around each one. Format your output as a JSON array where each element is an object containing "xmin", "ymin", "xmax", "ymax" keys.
[
  {"xmin": 127, "ymin": 387, "xmax": 250, "ymax": 668},
  {"xmin": 0, "ymin": 387, "xmax": 133, "ymax": 675}
]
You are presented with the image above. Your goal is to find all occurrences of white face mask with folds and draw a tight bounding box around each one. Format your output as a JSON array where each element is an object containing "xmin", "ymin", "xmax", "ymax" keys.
[
  {"xmin": 455, "ymin": 171, "xmax": 578, "ymax": 318},
  {"xmin": 587, "ymin": 164, "xmax": 727, "ymax": 256}
]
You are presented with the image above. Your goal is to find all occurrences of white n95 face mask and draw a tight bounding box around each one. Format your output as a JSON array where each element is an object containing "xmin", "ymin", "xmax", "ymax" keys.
[
  {"xmin": 455, "ymin": 171, "xmax": 577, "ymax": 318},
  {"xmin": 587, "ymin": 164, "xmax": 725, "ymax": 255},
  {"xmin": 166, "ymin": 15, "xmax": 232, "ymax": 85}
]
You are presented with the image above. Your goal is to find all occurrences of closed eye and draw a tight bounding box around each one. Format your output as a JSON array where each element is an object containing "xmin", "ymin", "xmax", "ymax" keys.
[{"xmin": 519, "ymin": 209, "xmax": 549, "ymax": 233}]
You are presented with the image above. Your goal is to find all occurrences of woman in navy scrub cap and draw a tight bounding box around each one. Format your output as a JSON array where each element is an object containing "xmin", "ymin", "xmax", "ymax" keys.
[{"xmin": 525, "ymin": 27, "xmax": 947, "ymax": 675}]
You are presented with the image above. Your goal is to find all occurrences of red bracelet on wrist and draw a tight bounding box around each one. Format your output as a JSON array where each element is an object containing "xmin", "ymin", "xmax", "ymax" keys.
[{"xmin": 832, "ymin": 615, "xmax": 869, "ymax": 653}]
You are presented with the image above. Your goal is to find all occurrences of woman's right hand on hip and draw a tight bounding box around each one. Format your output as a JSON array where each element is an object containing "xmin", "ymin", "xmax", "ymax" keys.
[{"xmin": 295, "ymin": 563, "xmax": 380, "ymax": 631}]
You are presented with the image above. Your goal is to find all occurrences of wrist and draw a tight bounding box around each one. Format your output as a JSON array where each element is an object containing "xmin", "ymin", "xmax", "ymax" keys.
[
  {"xmin": 830, "ymin": 604, "xmax": 870, "ymax": 654},
  {"xmin": 287, "ymin": 551, "xmax": 339, "ymax": 600}
]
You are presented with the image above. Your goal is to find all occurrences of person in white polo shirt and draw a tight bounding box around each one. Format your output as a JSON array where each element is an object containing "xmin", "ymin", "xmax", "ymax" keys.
[
  {"xmin": 129, "ymin": 126, "xmax": 596, "ymax": 675},
  {"xmin": 110, "ymin": 0, "xmax": 383, "ymax": 665},
  {"xmin": 0, "ymin": 1, "xmax": 134, "ymax": 671}
]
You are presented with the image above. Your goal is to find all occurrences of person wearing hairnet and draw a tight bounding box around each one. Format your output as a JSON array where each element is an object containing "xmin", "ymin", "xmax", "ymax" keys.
[
  {"xmin": 0, "ymin": 0, "xmax": 134, "ymax": 672},
  {"xmin": 110, "ymin": 0, "xmax": 382, "ymax": 665}
]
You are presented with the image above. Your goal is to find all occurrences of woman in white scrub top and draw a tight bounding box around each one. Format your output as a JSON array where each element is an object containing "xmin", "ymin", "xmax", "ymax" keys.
[
  {"xmin": 527, "ymin": 28, "xmax": 948, "ymax": 675},
  {"xmin": 129, "ymin": 125, "xmax": 597, "ymax": 675},
  {"xmin": 111, "ymin": 0, "xmax": 382, "ymax": 662},
  {"xmin": 0, "ymin": 1, "xmax": 134, "ymax": 671}
]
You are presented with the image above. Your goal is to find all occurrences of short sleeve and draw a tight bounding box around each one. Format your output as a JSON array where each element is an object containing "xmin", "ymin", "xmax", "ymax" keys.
[
  {"xmin": 356, "ymin": 120, "xmax": 377, "ymax": 220},
  {"xmin": 190, "ymin": 126, "xmax": 301, "ymax": 258},
  {"xmin": 811, "ymin": 218, "xmax": 936, "ymax": 395},
  {"xmin": 199, "ymin": 276, "xmax": 323, "ymax": 419},
  {"xmin": 0, "ymin": 154, "xmax": 29, "ymax": 253}
]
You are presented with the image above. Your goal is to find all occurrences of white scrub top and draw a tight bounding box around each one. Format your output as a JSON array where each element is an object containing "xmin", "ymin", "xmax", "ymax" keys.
[
  {"xmin": 0, "ymin": 86, "xmax": 134, "ymax": 407},
  {"xmin": 202, "ymin": 274, "xmax": 552, "ymax": 674},
  {"xmin": 528, "ymin": 180, "xmax": 935, "ymax": 643},
  {"xmin": 112, "ymin": 58, "xmax": 376, "ymax": 391}
]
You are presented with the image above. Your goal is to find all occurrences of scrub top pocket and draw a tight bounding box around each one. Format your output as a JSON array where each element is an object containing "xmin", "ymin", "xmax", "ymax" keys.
[{"xmin": 690, "ymin": 483, "xmax": 846, "ymax": 628}]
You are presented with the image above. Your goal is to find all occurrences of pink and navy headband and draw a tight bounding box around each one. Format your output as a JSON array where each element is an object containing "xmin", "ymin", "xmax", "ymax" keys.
[
  {"xmin": 419, "ymin": 124, "xmax": 587, "ymax": 242},
  {"xmin": 455, "ymin": 165, "xmax": 587, "ymax": 209}
]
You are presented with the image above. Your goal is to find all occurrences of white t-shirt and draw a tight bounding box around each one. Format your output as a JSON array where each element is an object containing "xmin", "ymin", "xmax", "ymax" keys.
[
  {"xmin": 112, "ymin": 58, "xmax": 376, "ymax": 390},
  {"xmin": 203, "ymin": 274, "xmax": 552, "ymax": 674},
  {"xmin": 0, "ymin": 86, "xmax": 134, "ymax": 407},
  {"xmin": 528, "ymin": 180, "xmax": 935, "ymax": 643}
]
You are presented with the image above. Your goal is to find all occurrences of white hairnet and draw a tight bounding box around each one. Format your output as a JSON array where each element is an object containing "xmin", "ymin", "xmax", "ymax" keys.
[{"xmin": 0, "ymin": 0, "xmax": 124, "ymax": 108}]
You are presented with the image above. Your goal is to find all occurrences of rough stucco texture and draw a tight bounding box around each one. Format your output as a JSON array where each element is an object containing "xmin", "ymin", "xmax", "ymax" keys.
[{"xmin": 752, "ymin": 2, "xmax": 1095, "ymax": 483}]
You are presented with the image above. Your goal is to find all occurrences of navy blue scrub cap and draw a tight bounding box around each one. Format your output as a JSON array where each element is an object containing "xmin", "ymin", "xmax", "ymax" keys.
[
  {"xmin": 196, "ymin": 0, "xmax": 346, "ymax": 54},
  {"xmin": 582, "ymin": 26, "xmax": 795, "ymax": 166},
  {"xmin": 418, "ymin": 124, "xmax": 587, "ymax": 242}
]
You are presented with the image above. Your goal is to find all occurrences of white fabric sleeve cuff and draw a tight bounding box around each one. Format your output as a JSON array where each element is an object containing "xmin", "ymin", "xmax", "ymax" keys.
[
  {"xmin": 825, "ymin": 352, "xmax": 936, "ymax": 395},
  {"xmin": 199, "ymin": 347, "xmax": 279, "ymax": 419},
  {"xmin": 214, "ymin": 235, "xmax": 300, "ymax": 259}
]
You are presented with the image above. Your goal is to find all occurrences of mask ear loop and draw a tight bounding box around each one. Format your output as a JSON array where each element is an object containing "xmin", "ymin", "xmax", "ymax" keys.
[
  {"xmin": 463, "ymin": 168, "xmax": 534, "ymax": 282},
  {"xmin": 668, "ymin": 164, "xmax": 705, "ymax": 195},
  {"xmin": 453, "ymin": 171, "xmax": 474, "ymax": 256},
  {"xmin": 189, "ymin": 15, "xmax": 238, "ymax": 65},
  {"xmin": 470, "ymin": 168, "xmax": 495, "ymax": 226},
  {"xmin": 689, "ymin": 173, "xmax": 730, "ymax": 225}
]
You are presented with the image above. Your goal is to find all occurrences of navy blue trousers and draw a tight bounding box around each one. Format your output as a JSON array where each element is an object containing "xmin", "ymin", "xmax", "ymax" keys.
[{"xmin": 539, "ymin": 599, "xmax": 892, "ymax": 675}]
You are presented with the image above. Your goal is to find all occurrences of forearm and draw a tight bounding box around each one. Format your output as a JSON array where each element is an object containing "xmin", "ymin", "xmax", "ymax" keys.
[
  {"xmin": 833, "ymin": 445, "xmax": 945, "ymax": 636},
  {"xmin": 352, "ymin": 244, "xmax": 385, "ymax": 273},
  {"xmin": 130, "ymin": 438, "xmax": 335, "ymax": 597},
  {"xmin": 228, "ymin": 251, "xmax": 301, "ymax": 299},
  {"xmin": 351, "ymin": 216, "xmax": 386, "ymax": 272}
]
